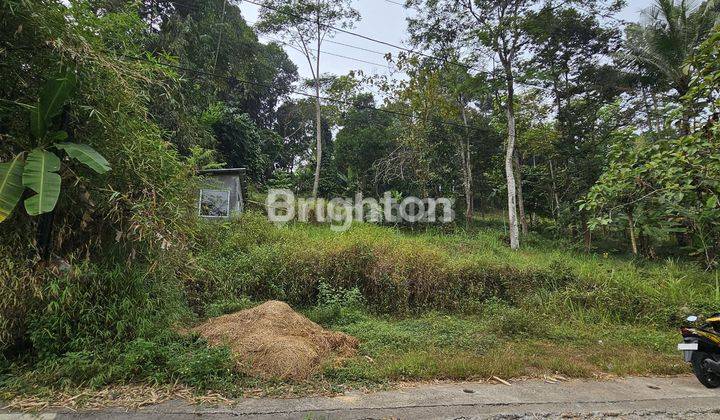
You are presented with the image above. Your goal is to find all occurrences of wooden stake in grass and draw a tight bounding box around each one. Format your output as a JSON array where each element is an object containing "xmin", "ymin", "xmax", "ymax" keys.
[{"xmin": 492, "ymin": 376, "xmax": 511, "ymax": 386}]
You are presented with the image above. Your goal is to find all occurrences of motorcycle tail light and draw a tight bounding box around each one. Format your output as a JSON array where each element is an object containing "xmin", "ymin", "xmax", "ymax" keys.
[{"xmin": 680, "ymin": 327, "xmax": 691, "ymax": 335}]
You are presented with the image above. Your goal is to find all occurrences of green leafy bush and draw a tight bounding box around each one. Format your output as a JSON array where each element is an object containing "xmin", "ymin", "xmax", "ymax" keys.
[
  {"xmin": 306, "ymin": 282, "xmax": 366, "ymax": 326},
  {"xmin": 26, "ymin": 264, "xmax": 187, "ymax": 359},
  {"xmin": 0, "ymin": 0, "xmax": 197, "ymax": 358},
  {"xmin": 1, "ymin": 263, "xmax": 239, "ymax": 390}
]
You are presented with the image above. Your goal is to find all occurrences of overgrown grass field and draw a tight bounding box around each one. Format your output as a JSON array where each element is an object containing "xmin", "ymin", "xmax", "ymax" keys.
[
  {"xmin": 2, "ymin": 212, "xmax": 717, "ymax": 401},
  {"xmin": 192, "ymin": 212, "xmax": 714, "ymax": 383}
]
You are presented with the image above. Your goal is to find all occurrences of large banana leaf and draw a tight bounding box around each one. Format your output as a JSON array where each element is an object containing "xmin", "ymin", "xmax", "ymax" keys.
[
  {"xmin": 22, "ymin": 149, "xmax": 61, "ymax": 216},
  {"xmin": 0, "ymin": 154, "xmax": 25, "ymax": 223},
  {"xmin": 39, "ymin": 70, "xmax": 76, "ymax": 123},
  {"xmin": 27, "ymin": 70, "xmax": 76, "ymax": 140},
  {"xmin": 55, "ymin": 143, "xmax": 111, "ymax": 174}
]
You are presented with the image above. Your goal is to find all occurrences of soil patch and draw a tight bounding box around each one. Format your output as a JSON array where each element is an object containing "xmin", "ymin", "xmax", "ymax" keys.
[{"xmin": 191, "ymin": 300, "xmax": 358, "ymax": 380}]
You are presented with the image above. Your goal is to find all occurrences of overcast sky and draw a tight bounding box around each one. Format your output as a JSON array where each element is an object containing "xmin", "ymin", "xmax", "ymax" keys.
[{"xmin": 238, "ymin": 0, "xmax": 654, "ymax": 80}]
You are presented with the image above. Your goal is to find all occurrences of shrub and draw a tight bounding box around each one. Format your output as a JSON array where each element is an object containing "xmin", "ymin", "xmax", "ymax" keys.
[
  {"xmin": 1, "ymin": 261, "xmax": 240, "ymax": 390},
  {"xmin": 306, "ymin": 282, "xmax": 366, "ymax": 326},
  {"xmin": 26, "ymin": 263, "xmax": 189, "ymax": 359},
  {"xmin": 8, "ymin": 332, "xmax": 238, "ymax": 391},
  {"xmin": 0, "ymin": 1, "xmax": 198, "ymax": 355}
]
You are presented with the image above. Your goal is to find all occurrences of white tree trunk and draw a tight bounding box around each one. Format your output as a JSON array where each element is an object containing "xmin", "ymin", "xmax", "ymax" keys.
[
  {"xmin": 504, "ymin": 65, "xmax": 520, "ymax": 250},
  {"xmin": 548, "ymin": 159, "xmax": 561, "ymax": 217},
  {"xmin": 460, "ymin": 105, "xmax": 473, "ymax": 222},
  {"xmin": 312, "ymin": 84, "xmax": 322, "ymax": 198},
  {"xmin": 627, "ymin": 207, "xmax": 638, "ymax": 255},
  {"xmin": 311, "ymin": 3, "xmax": 322, "ymax": 199}
]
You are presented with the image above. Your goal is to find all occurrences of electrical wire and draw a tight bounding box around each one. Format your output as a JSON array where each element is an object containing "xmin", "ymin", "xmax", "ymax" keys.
[
  {"xmin": 161, "ymin": 0, "xmax": 551, "ymax": 92},
  {"xmin": 382, "ymin": 0, "xmax": 424, "ymax": 14},
  {"xmin": 137, "ymin": 1, "xmax": 547, "ymax": 117},
  {"xmin": 242, "ymin": 0, "xmax": 548, "ymax": 91},
  {"xmin": 324, "ymin": 39, "xmax": 389, "ymax": 56},
  {"xmin": 239, "ymin": 0, "xmax": 483, "ymax": 74},
  {"xmin": 261, "ymin": 35, "xmax": 394, "ymax": 68},
  {"xmin": 165, "ymin": 0, "xmax": 543, "ymax": 92}
]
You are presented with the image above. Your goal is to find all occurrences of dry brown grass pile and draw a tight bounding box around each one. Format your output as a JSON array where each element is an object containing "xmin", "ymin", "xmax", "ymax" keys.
[
  {"xmin": 1, "ymin": 384, "xmax": 232, "ymax": 412},
  {"xmin": 191, "ymin": 300, "xmax": 358, "ymax": 380}
]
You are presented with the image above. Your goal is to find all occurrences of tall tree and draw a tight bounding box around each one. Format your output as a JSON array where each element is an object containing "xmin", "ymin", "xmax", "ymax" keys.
[
  {"xmin": 442, "ymin": 63, "xmax": 492, "ymax": 223},
  {"xmin": 256, "ymin": 0, "xmax": 359, "ymax": 198},
  {"xmin": 393, "ymin": 54, "xmax": 492, "ymax": 221},
  {"xmin": 138, "ymin": 0, "xmax": 299, "ymax": 153},
  {"xmin": 524, "ymin": 2, "xmax": 623, "ymax": 245},
  {"xmin": 624, "ymin": 0, "xmax": 719, "ymax": 134},
  {"xmin": 409, "ymin": 0, "xmax": 543, "ymax": 249},
  {"xmin": 274, "ymin": 99, "xmax": 317, "ymax": 172},
  {"xmin": 583, "ymin": 24, "xmax": 720, "ymax": 264}
]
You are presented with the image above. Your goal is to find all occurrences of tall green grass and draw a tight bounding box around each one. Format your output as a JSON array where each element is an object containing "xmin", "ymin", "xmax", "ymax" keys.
[{"xmin": 193, "ymin": 212, "xmax": 718, "ymax": 327}]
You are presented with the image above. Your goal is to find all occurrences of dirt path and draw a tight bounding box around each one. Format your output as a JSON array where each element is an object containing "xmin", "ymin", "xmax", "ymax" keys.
[{"xmin": 3, "ymin": 375, "xmax": 720, "ymax": 419}]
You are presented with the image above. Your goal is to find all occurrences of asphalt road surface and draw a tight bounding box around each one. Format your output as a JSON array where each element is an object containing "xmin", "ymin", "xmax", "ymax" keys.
[{"xmin": 3, "ymin": 376, "xmax": 720, "ymax": 419}]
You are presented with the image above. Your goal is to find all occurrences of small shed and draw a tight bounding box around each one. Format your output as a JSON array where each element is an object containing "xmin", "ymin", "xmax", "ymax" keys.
[{"xmin": 197, "ymin": 168, "xmax": 247, "ymax": 219}]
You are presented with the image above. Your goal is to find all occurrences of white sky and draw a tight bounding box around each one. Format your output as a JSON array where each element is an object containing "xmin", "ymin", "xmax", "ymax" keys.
[{"xmin": 238, "ymin": 0, "xmax": 655, "ymax": 80}]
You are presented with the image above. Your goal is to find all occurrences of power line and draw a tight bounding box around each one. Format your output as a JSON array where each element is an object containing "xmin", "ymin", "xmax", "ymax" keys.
[
  {"xmin": 121, "ymin": 53, "xmax": 474, "ymax": 130},
  {"xmin": 165, "ymin": 1, "xmax": 402, "ymax": 74},
  {"xmin": 325, "ymin": 39, "xmax": 389, "ymax": 56},
  {"xmin": 382, "ymin": 0, "xmax": 429, "ymax": 17},
  {"xmin": 165, "ymin": 0, "xmax": 501, "ymax": 81},
  {"xmin": 211, "ymin": 0, "xmax": 229, "ymax": 74},
  {"xmin": 261, "ymin": 35, "xmax": 394, "ymax": 68},
  {"xmin": 243, "ymin": 0, "xmax": 550, "ymax": 91},
  {"xmin": 323, "ymin": 50, "xmax": 392, "ymax": 68},
  {"xmin": 240, "ymin": 0, "xmax": 483, "ymax": 74},
  {"xmin": 148, "ymin": 0, "xmax": 548, "ymax": 92},
  {"xmin": 382, "ymin": 0, "xmax": 422, "ymax": 13},
  {"xmin": 143, "ymin": 1, "xmax": 403, "ymax": 85},
  {"xmin": 166, "ymin": 0, "xmax": 427, "ymax": 67},
  {"xmin": 162, "ymin": 0, "xmax": 555, "ymax": 92}
]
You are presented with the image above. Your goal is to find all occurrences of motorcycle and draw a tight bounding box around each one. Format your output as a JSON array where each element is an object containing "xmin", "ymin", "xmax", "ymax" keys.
[{"xmin": 679, "ymin": 313, "xmax": 720, "ymax": 388}]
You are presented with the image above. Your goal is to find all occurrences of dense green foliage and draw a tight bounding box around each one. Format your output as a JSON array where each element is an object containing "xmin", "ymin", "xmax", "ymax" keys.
[
  {"xmin": 1, "ymin": 0, "xmax": 720, "ymax": 401},
  {"xmin": 583, "ymin": 13, "xmax": 720, "ymax": 265},
  {"xmin": 0, "ymin": 70, "xmax": 112, "ymax": 226}
]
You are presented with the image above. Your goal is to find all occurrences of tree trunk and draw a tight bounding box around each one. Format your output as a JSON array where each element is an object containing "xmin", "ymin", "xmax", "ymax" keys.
[
  {"xmin": 37, "ymin": 211, "xmax": 55, "ymax": 260},
  {"xmin": 581, "ymin": 211, "xmax": 591, "ymax": 253},
  {"xmin": 650, "ymin": 90, "xmax": 662, "ymax": 131},
  {"xmin": 641, "ymin": 86, "xmax": 658, "ymax": 134},
  {"xmin": 513, "ymin": 152, "xmax": 528, "ymax": 235},
  {"xmin": 211, "ymin": 0, "xmax": 227, "ymax": 75},
  {"xmin": 503, "ymin": 62, "xmax": 520, "ymax": 250},
  {"xmin": 460, "ymin": 104, "xmax": 473, "ymax": 224},
  {"xmin": 312, "ymin": 85, "xmax": 322, "ymax": 198},
  {"xmin": 627, "ymin": 207, "xmax": 638, "ymax": 255},
  {"xmin": 548, "ymin": 160, "xmax": 561, "ymax": 218},
  {"xmin": 550, "ymin": 76, "xmax": 563, "ymax": 222},
  {"xmin": 678, "ymin": 84, "xmax": 692, "ymax": 136},
  {"xmin": 311, "ymin": 2, "xmax": 322, "ymax": 199}
]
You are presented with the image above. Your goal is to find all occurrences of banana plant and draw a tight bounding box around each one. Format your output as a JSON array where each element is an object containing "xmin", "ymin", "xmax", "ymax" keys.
[{"xmin": 0, "ymin": 70, "xmax": 111, "ymax": 223}]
